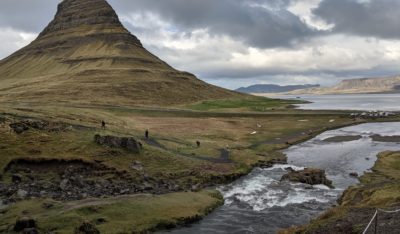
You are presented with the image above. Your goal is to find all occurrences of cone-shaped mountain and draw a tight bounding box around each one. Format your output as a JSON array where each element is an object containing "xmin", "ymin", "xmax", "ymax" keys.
[{"xmin": 0, "ymin": 0, "xmax": 242, "ymax": 106}]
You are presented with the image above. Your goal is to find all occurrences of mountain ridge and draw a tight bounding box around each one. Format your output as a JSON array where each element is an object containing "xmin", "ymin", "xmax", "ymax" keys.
[
  {"xmin": 236, "ymin": 84, "xmax": 320, "ymax": 93},
  {"xmin": 289, "ymin": 76, "xmax": 400, "ymax": 94}
]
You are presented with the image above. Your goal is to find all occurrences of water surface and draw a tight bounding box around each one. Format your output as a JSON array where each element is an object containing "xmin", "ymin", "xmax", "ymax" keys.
[{"xmin": 272, "ymin": 94, "xmax": 400, "ymax": 111}]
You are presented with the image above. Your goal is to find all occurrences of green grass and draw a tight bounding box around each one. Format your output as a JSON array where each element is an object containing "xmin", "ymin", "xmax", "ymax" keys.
[
  {"xmin": 0, "ymin": 191, "xmax": 223, "ymax": 234},
  {"xmin": 185, "ymin": 97, "xmax": 303, "ymax": 112}
]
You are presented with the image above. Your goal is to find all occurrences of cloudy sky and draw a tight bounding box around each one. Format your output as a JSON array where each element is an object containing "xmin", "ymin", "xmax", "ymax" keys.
[{"xmin": 0, "ymin": 0, "xmax": 399, "ymax": 89}]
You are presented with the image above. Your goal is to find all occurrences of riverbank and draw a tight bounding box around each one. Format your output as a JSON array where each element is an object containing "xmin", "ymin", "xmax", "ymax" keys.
[{"xmin": 282, "ymin": 151, "xmax": 400, "ymax": 234}]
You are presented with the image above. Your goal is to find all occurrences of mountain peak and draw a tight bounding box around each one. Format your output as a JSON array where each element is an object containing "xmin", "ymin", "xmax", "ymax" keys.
[
  {"xmin": 38, "ymin": 0, "xmax": 129, "ymax": 38},
  {"xmin": 0, "ymin": 0, "xmax": 242, "ymax": 106}
]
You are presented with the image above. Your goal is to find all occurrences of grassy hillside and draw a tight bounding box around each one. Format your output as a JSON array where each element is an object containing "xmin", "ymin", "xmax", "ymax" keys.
[{"xmin": 0, "ymin": 0, "xmax": 243, "ymax": 107}]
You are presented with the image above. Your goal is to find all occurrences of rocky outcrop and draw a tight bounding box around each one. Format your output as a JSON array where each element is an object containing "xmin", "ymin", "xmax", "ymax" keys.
[
  {"xmin": 74, "ymin": 221, "xmax": 100, "ymax": 234},
  {"xmin": 94, "ymin": 134, "xmax": 141, "ymax": 153},
  {"xmin": 10, "ymin": 120, "xmax": 67, "ymax": 134},
  {"xmin": 281, "ymin": 168, "xmax": 334, "ymax": 188}
]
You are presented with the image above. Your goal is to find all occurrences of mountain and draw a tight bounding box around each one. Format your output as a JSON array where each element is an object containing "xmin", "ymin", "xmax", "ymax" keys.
[
  {"xmin": 289, "ymin": 76, "xmax": 400, "ymax": 94},
  {"xmin": 236, "ymin": 84, "xmax": 320, "ymax": 93},
  {"xmin": 0, "ymin": 0, "xmax": 243, "ymax": 106}
]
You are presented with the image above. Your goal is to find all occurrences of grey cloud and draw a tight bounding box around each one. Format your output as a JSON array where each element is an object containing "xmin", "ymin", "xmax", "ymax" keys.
[
  {"xmin": 109, "ymin": 0, "xmax": 317, "ymax": 48},
  {"xmin": 313, "ymin": 0, "xmax": 400, "ymax": 39},
  {"xmin": 0, "ymin": 0, "xmax": 58, "ymax": 32}
]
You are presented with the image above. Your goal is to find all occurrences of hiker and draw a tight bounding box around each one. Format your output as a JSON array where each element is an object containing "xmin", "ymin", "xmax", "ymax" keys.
[
  {"xmin": 101, "ymin": 120, "xmax": 106, "ymax": 129},
  {"xmin": 145, "ymin": 129, "xmax": 149, "ymax": 139},
  {"xmin": 196, "ymin": 141, "xmax": 201, "ymax": 148}
]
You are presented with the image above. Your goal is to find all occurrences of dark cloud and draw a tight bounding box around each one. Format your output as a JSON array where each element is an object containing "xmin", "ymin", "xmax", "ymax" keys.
[
  {"xmin": 110, "ymin": 0, "xmax": 317, "ymax": 48},
  {"xmin": 313, "ymin": 0, "xmax": 400, "ymax": 39},
  {"xmin": 0, "ymin": 0, "xmax": 57, "ymax": 32}
]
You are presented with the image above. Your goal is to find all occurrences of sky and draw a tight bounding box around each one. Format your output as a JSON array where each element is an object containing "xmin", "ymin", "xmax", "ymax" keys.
[{"xmin": 0, "ymin": 0, "xmax": 399, "ymax": 89}]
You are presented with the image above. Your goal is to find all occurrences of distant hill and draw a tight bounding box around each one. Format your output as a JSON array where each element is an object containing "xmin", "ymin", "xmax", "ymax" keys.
[
  {"xmin": 236, "ymin": 84, "xmax": 320, "ymax": 93},
  {"xmin": 0, "ymin": 0, "xmax": 244, "ymax": 107},
  {"xmin": 289, "ymin": 76, "xmax": 400, "ymax": 94}
]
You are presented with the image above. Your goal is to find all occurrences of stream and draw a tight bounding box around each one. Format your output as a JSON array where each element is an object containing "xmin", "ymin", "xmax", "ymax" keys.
[{"xmin": 164, "ymin": 122, "xmax": 400, "ymax": 234}]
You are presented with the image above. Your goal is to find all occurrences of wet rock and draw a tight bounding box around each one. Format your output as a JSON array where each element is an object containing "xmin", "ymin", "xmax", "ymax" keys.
[
  {"xmin": 281, "ymin": 168, "xmax": 334, "ymax": 188},
  {"xmin": 74, "ymin": 221, "xmax": 100, "ymax": 234},
  {"xmin": 349, "ymin": 172, "xmax": 359, "ymax": 178},
  {"xmin": 94, "ymin": 134, "xmax": 141, "ymax": 153},
  {"xmin": 14, "ymin": 217, "xmax": 36, "ymax": 232}
]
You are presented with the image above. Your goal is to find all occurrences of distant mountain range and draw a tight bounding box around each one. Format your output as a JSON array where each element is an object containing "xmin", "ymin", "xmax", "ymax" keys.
[
  {"xmin": 236, "ymin": 84, "xmax": 320, "ymax": 93},
  {"xmin": 289, "ymin": 76, "xmax": 400, "ymax": 94}
]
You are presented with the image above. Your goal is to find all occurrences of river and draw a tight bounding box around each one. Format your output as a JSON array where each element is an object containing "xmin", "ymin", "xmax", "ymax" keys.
[{"xmin": 163, "ymin": 122, "xmax": 400, "ymax": 234}]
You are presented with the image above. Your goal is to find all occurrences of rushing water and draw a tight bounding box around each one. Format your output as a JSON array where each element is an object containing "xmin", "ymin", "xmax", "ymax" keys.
[
  {"xmin": 269, "ymin": 94, "xmax": 400, "ymax": 111},
  {"xmin": 164, "ymin": 122, "xmax": 400, "ymax": 234}
]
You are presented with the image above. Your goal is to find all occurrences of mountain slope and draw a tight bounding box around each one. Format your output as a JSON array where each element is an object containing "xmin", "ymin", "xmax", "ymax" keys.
[
  {"xmin": 0, "ymin": 0, "xmax": 243, "ymax": 106},
  {"xmin": 236, "ymin": 84, "xmax": 320, "ymax": 93},
  {"xmin": 290, "ymin": 76, "xmax": 400, "ymax": 95}
]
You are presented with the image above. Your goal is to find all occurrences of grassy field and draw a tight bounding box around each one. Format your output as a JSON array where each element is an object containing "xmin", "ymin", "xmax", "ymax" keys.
[
  {"xmin": 0, "ymin": 190, "xmax": 223, "ymax": 233},
  {"xmin": 184, "ymin": 96, "xmax": 304, "ymax": 112},
  {"xmin": 282, "ymin": 151, "xmax": 400, "ymax": 234}
]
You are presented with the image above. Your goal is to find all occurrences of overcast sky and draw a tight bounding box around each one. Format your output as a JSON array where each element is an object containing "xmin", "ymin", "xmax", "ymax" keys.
[{"xmin": 0, "ymin": 0, "xmax": 399, "ymax": 89}]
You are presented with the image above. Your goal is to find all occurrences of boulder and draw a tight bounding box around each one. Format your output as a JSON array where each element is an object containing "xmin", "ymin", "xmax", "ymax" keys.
[
  {"xmin": 74, "ymin": 221, "xmax": 100, "ymax": 234},
  {"xmin": 14, "ymin": 217, "xmax": 36, "ymax": 232},
  {"xmin": 349, "ymin": 172, "xmax": 359, "ymax": 178},
  {"xmin": 94, "ymin": 134, "xmax": 140, "ymax": 153},
  {"xmin": 12, "ymin": 174, "xmax": 23, "ymax": 183},
  {"xmin": 281, "ymin": 168, "xmax": 334, "ymax": 188}
]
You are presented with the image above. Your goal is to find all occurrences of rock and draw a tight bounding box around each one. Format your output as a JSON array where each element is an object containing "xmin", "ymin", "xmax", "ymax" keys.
[
  {"xmin": 191, "ymin": 184, "xmax": 201, "ymax": 192},
  {"xmin": 74, "ymin": 221, "xmax": 100, "ymax": 234},
  {"xmin": 22, "ymin": 228, "xmax": 39, "ymax": 234},
  {"xmin": 14, "ymin": 217, "xmax": 36, "ymax": 232},
  {"xmin": 94, "ymin": 134, "xmax": 141, "ymax": 153},
  {"xmin": 59, "ymin": 179, "xmax": 70, "ymax": 191},
  {"xmin": 12, "ymin": 174, "xmax": 23, "ymax": 183},
  {"xmin": 349, "ymin": 172, "xmax": 359, "ymax": 178},
  {"xmin": 130, "ymin": 161, "xmax": 143, "ymax": 171},
  {"xmin": 16, "ymin": 189, "xmax": 28, "ymax": 199},
  {"xmin": 281, "ymin": 168, "xmax": 334, "ymax": 188}
]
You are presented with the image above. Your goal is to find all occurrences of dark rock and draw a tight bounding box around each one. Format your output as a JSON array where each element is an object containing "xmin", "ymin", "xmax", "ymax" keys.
[
  {"xmin": 12, "ymin": 174, "xmax": 23, "ymax": 183},
  {"xmin": 281, "ymin": 168, "xmax": 334, "ymax": 188},
  {"xmin": 22, "ymin": 228, "xmax": 39, "ymax": 234},
  {"xmin": 10, "ymin": 122, "xmax": 29, "ymax": 134},
  {"xmin": 349, "ymin": 172, "xmax": 359, "ymax": 178},
  {"xmin": 74, "ymin": 221, "xmax": 100, "ymax": 234},
  {"xmin": 14, "ymin": 217, "xmax": 36, "ymax": 232},
  {"xmin": 94, "ymin": 134, "xmax": 141, "ymax": 153}
]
